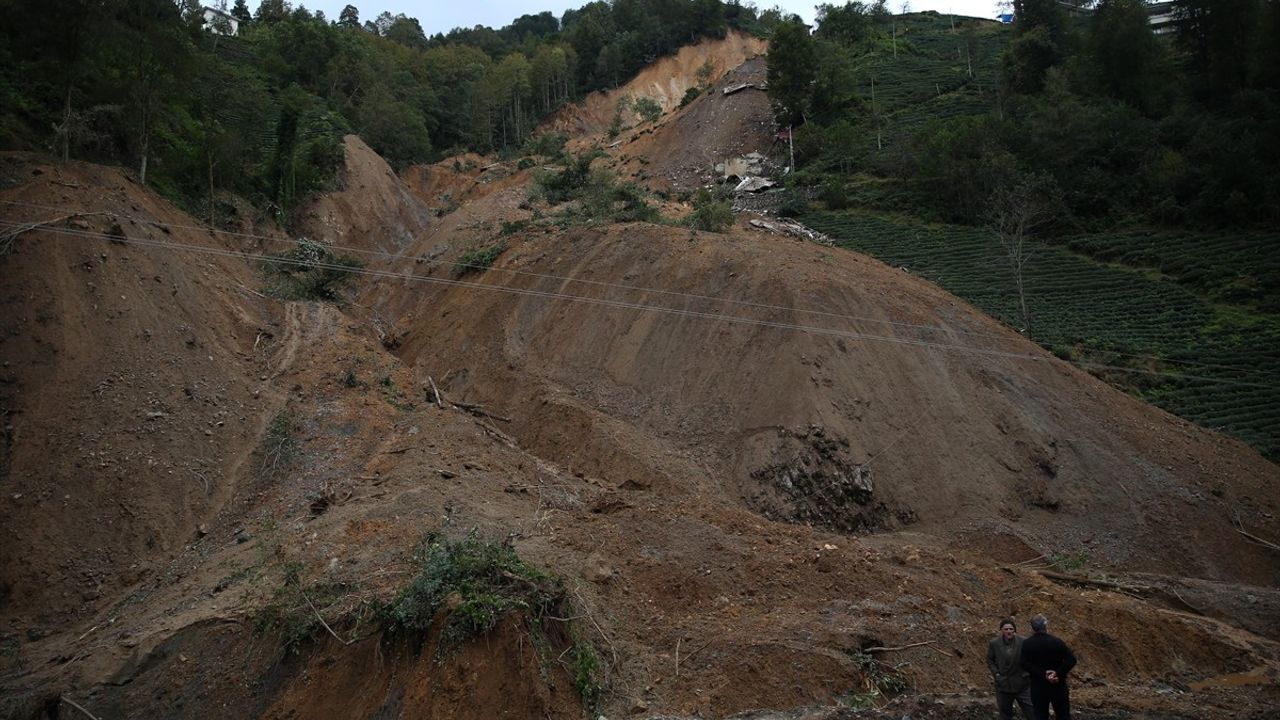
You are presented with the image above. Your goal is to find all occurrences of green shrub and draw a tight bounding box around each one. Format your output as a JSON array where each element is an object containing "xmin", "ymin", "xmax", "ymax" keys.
[
  {"xmin": 687, "ymin": 187, "xmax": 734, "ymax": 232},
  {"xmin": 500, "ymin": 219, "xmax": 528, "ymax": 235},
  {"xmin": 382, "ymin": 534, "xmax": 557, "ymax": 653},
  {"xmin": 679, "ymin": 87, "xmax": 702, "ymax": 108},
  {"xmin": 532, "ymin": 149, "xmax": 601, "ymax": 204},
  {"xmin": 524, "ymin": 131, "xmax": 569, "ymax": 159},
  {"xmin": 454, "ymin": 244, "xmax": 507, "ymax": 278},
  {"xmin": 633, "ymin": 96, "xmax": 662, "ymax": 123},
  {"xmin": 256, "ymin": 410, "xmax": 297, "ymax": 479},
  {"xmin": 263, "ymin": 238, "xmax": 364, "ymax": 302}
]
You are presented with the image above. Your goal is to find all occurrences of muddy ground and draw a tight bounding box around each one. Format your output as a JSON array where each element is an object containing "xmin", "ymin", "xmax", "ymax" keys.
[{"xmin": 2, "ymin": 33, "xmax": 1278, "ymax": 720}]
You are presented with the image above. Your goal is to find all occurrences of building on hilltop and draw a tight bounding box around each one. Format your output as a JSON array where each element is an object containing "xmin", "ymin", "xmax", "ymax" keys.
[
  {"xmin": 1145, "ymin": 1, "xmax": 1179, "ymax": 34},
  {"xmin": 201, "ymin": 5, "xmax": 239, "ymax": 36}
]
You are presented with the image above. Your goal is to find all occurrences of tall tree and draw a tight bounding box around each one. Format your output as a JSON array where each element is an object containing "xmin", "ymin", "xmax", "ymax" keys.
[
  {"xmin": 1175, "ymin": 0, "xmax": 1262, "ymax": 96},
  {"xmin": 1001, "ymin": 0, "xmax": 1068, "ymax": 94},
  {"xmin": 1090, "ymin": 0, "xmax": 1161, "ymax": 109},
  {"xmin": 337, "ymin": 4, "xmax": 359, "ymax": 29},
  {"xmin": 230, "ymin": 0, "xmax": 251, "ymax": 25},
  {"xmin": 766, "ymin": 17, "xmax": 816, "ymax": 126}
]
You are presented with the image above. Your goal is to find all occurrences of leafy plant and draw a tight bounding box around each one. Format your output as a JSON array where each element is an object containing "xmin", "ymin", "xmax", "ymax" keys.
[
  {"xmin": 842, "ymin": 650, "xmax": 909, "ymax": 708},
  {"xmin": 263, "ymin": 238, "xmax": 364, "ymax": 302},
  {"xmin": 687, "ymin": 187, "xmax": 734, "ymax": 232},
  {"xmin": 454, "ymin": 244, "xmax": 507, "ymax": 278},
  {"xmin": 633, "ymin": 96, "xmax": 662, "ymax": 123}
]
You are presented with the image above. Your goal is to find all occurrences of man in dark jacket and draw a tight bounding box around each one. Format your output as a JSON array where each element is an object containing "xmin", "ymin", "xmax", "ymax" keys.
[
  {"xmin": 1020, "ymin": 614, "xmax": 1077, "ymax": 720},
  {"xmin": 986, "ymin": 618, "xmax": 1033, "ymax": 720}
]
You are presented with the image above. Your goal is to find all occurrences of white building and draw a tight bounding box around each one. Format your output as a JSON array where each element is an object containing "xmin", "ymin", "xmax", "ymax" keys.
[{"xmin": 201, "ymin": 6, "xmax": 239, "ymax": 36}]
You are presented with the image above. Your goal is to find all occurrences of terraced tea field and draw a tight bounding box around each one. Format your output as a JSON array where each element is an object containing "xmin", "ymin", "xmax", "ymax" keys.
[
  {"xmin": 846, "ymin": 12, "xmax": 1009, "ymax": 153},
  {"xmin": 803, "ymin": 209, "xmax": 1280, "ymax": 459}
]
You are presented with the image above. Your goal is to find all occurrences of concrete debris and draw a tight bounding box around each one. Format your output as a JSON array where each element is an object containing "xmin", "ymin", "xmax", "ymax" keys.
[
  {"xmin": 716, "ymin": 152, "xmax": 769, "ymax": 180},
  {"xmin": 722, "ymin": 82, "xmax": 765, "ymax": 95},
  {"xmin": 748, "ymin": 218, "xmax": 834, "ymax": 246},
  {"xmin": 734, "ymin": 176, "xmax": 776, "ymax": 193}
]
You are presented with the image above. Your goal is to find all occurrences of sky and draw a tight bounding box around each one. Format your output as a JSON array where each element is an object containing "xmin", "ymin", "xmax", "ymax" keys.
[{"xmin": 256, "ymin": 1, "xmax": 1005, "ymax": 36}]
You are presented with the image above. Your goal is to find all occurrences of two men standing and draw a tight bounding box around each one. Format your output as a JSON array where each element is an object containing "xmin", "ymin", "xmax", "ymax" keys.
[{"xmin": 986, "ymin": 614, "xmax": 1077, "ymax": 720}]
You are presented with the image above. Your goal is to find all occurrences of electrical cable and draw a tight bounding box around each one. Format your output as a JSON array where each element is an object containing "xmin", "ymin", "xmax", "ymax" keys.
[{"xmin": 4, "ymin": 217, "xmax": 1276, "ymax": 391}]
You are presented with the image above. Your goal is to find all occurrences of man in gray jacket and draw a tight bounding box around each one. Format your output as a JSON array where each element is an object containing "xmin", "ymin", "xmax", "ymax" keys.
[{"xmin": 986, "ymin": 618, "xmax": 1033, "ymax": 720}]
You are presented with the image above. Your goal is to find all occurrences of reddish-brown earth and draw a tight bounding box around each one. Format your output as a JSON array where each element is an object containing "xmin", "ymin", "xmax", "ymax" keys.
[{"xmin": 1, "ymin": 37, "xmax": 1279, "ymax": 720}]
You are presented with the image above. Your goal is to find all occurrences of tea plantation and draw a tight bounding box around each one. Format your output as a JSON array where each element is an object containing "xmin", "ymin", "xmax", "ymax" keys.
[{"xmin": 803, "ymin": 209, "xmax": 1280, "ymax": 460}]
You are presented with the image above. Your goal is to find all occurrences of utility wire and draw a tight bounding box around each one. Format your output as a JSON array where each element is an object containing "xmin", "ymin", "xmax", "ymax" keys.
[
  {"xmin": 4, "ymin": 197, "xmax": 1264, "ymax": 378},
  {"xmin": 0, "ymin": 197, "xmax": 1022, "ymax": 343},
  {"xmin": 4, "ymin": 218, "xmax": 1276, "ymax": 391}
]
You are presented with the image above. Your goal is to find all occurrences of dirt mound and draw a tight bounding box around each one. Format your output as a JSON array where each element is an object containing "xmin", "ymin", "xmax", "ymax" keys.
[
  {"xmin": 0, "ymin": 153, "xmax": 288, "ymax": 626},
  {"xmin": 378, "ymin": 221, "xmax": 1278, "ymax": 587},
  {"xmin": 541, "ymin": 30, "xmax": 767, "ymax": 139},
  {"xmin": 3, "ymin": 77, "xmax": 1280, "ymax": 720},
  {"xmin": 611, "ymin": 56, "xmax": 777, "ymax": 191}
]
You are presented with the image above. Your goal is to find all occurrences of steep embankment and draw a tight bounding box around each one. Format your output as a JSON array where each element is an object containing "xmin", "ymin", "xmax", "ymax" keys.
[
  {"xmin": 2, "ymin": 73, "xmax": 1279, "ymax": 720},
  {"xmin": 542, "ymin": 30, "xmax": 767, "ymax": 139},
  {"xmin": 0, "ymin": 154, "xmax": 284, "ymax": 624}
]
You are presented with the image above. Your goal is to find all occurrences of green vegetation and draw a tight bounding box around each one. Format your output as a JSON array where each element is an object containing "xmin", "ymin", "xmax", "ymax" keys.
[
  {"xmin": 632, "ymin": 96, "xmax": 663, "ymax": 123},
  {"xmin": 382, "ymin": 534, "xmax": 563, "ymax": 653},
  {"xmin": 764, "ymin": 3, "xmax": 1280, "ymax": 458},
  {"xmin": 256, "ymin": 410, "xmax": 298, "ymax": 479},
  {"xmin": 687, "ymin": 187, "xmax": 734, "ymax": 232},
  {"xmin": 1, "ymin": 1, "xmax": 779, "ymax": 220},
  {"xmin": 252, "ymin": 533, "xmax": 605, "ymax": 707},
  {"xmin": 454, "ymin": 244, "xmax": 508, "ymax": 278},
  {"xmin": 533, "ymin": 149, "xmax": 660, "ymax": 225},
  {"xmin": 263, "ymin": 238, "xmax": 364, "ymax": 301},
  {"xmin": 256, "ymin": 562, "xmax": 373, "ymax": 653},
  {"xmin": 842, "ymin": 649, "xmax": 909, "ymax": 709},
  {"xmin": 803, "ymin": 209, "xmax": 1280, "ymax": 459}
]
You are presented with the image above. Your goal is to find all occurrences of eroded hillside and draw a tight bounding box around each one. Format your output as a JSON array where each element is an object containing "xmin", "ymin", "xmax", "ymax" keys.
[{"xmin": 2, "ymin": 39, "xmax": 1279, "ymax": 720}]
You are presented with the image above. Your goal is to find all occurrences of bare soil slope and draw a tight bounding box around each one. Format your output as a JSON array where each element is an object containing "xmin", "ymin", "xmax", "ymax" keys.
[
  {"xmin": 541, "ymin": 30, "xmax": 767, "ymax": 140},
  {"xmin": 610, "ymin": 55, "xmax": 776, "ymax": 190},
  {"xmin": 2, "ymin": 66, "xmax": 1279, "ymax": 720}
]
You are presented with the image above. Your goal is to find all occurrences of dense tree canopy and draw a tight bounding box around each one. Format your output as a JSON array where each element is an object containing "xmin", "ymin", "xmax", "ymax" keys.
[
  {"xmin": 0, "ymin": 0, "xmax": 776, "ymax": 221},
  {"xmin": 765, "ymin": 2, "xmax": 1280, "ymax": 229}
]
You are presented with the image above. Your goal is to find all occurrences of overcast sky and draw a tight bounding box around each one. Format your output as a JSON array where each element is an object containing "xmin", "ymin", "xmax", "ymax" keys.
[{"xmin": 262, "ymin": 1, "xmax": 1005, "ymax": 36}]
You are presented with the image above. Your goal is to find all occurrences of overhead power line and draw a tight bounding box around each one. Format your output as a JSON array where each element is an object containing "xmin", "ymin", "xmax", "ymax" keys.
[
  {"xmin": 2, "ymin": 217, "xmax": 1275, "ymax": 391},
  {"xmin": 3, "ymin": 198, "xmax": 1271, "ymax": 379}
]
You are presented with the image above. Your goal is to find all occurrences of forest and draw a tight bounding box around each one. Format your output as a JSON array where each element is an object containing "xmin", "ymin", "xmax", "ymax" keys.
[
  {"xmin": 766, "ymin": 0, "xmax": 1280, "ymax": 229},
  {"xmin": 0, "ymin": 0, "xmax": 772, "ymax": 221}
]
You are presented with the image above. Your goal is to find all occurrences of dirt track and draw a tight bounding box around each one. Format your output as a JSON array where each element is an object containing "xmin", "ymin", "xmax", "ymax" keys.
[{"xmin": 2, "ymin": 34, "xmax": 1279, "ymax": 720}]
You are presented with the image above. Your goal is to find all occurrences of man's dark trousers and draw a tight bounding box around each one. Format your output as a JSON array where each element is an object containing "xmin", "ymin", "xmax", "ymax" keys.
[
  {"xmin": 996, "ymin": 685, "xmax": 1033, "ymax": 720},
  {"xmin": 1030, "ymin": 681, "xmax": 1070, "ymax": 720}
]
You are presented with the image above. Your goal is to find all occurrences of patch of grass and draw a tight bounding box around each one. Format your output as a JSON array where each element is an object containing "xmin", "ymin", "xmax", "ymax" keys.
[
  {"xmin": 256, "ymin": 410, "xmax": 297, "ymax": 480},
  {"xmin": 524, "ymin": 131, "xmax": 569, "ymax": 159},
  {"xmin": 633, "ymin": 96, "xmax": 662, "ymax": 123},
  {"xmin": 1048, "ymin": 550, "xmax": 1089, "ymax": 572},
  {"xmin": 454, "ymin": 244, "xmax": 507, "ymax": 278},
  {"xmin": 251, "ymin": 532, "xmax": 605, "ymax": 709},
  {"xmin": 500, "ymin": 219, "xmax": 528, "ymax": 236},
  {"xmin": 263, "ymin": 238, "xmax": 364, "ymax": 302},
  {"xmin": 254, "ymin": 562, "xmax": 374, "ymax": 654},
  {"xmin": 570, "ymin": 641, "xmax": 603, "ymax": 711},
  {"xmin": 2, "ymin": 635, "xmax": 24, "ymax": 673},
  {"xmin": 381, "ymin": 533, "xmax": 559, "ymax": 650},
  {"xmin": 532, "ymin": 149, "xmax": 661, "ymax": 226}
]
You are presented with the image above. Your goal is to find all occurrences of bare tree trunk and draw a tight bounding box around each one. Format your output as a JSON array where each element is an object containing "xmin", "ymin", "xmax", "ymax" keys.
[
  {"xmin": 207, "ymin": 147, "xmax": 215, "ymax": 225},
  {"xmin": 139, "ymin": 115, "xmax": 149, "ymax": 185},
  {"xmin": 59, "ymin": 87, "xmax": 73, "ymax": 162}
]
